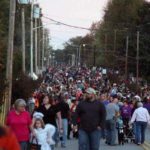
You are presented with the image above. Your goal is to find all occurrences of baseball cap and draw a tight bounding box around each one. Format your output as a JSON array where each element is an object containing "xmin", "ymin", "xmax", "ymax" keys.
[{"xmin": 86, "ymin": 88, "xmax": 96, "ymax": 95}]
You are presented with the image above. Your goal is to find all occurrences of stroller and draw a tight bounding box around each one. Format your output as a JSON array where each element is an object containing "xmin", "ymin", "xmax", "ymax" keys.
[
  {"xmin": 124, "ymin": 124, "xmax": 135, "ymax": 143},
  {"xmin": 116, "ymin": 117, "xmax": 125, "ymax": 145}
]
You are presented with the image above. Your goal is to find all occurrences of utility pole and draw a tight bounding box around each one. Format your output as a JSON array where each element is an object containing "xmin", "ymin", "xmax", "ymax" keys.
[
  {"xmin": 6, "ymin": 0, "xmax": 16, "ymax": 110},
  {"xmin": 72, "ymin": 54, "xmax": 75, "ymax": 66},
  {"xmin": 46, "ymin": 37, "xmax": 50, "ymax": 67},
  {"xmin": 113, "ymin": 30, "xmax": 117, "ymax": 53},
  {"xmin": 113, "ymin": 30, "xmax": 117, "ymax": 70},
  {"xmin": 38, "ymin": 19, "xmax": 41, "ymax": 69},
  {"xmin": 82, "ymin": 44, "xmax": 85, "ymax": 66},
  {"xmin": 42, "ymin": 28, "xmax": 45, "ymax": 70},
  {"xmin": 30, "ymin": 0, "xmax": 34, "ymax": 76},
  {"xmin": 104, "ymin": 33, "xmax": 108, "ymax": 66},
  {"xmin": 33, "ymin": 4, "xmax": 40, "ymax": 74},
  {"xmin": 105, "ymin": 33, "xmax": 108, "ymax": 52},
  {"xmin": 21, "ymin": 6, "xmax": 26, "ymax": 73},
  {"xmin": 136, "ymin": 31, "xmax": 140, "ymax": 91},
  {"xmin": 125, "ymin": 35, "xmax": 129, "ymax": 81},
  {"xmin": 35, "ymin": 18, "xmax": 38, "ymax": 74},
  {"xmin": 76, "ymin": 47, "xmax": 78, "ymax": 66},
  {"xmin": 78, "ymin": 45, "xmax": 81, "ymax": 66},
  {"xmin": 93, "ymin": 45, "xmax": 96, "ymax": 66}
]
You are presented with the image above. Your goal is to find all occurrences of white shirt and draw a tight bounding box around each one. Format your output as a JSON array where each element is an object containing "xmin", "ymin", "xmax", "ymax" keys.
[{"xmin": 131, "ymin": 107, "xmax": 150, "ymax": 123}]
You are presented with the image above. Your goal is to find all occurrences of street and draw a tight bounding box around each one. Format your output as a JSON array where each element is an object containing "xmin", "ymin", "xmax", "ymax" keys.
[
  {"xmin": 56, "ymin": 139, "xmax": 143, "ymax": 150},
  {"xmin": 56, "ymin": 128, "xmax": 150, "ymax": 150}
]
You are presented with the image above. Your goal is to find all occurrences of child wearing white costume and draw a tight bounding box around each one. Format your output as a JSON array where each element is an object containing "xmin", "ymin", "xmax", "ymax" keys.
[{"xmin": 32, "ymin": 112, "xmax": 56, "ymax": 150}]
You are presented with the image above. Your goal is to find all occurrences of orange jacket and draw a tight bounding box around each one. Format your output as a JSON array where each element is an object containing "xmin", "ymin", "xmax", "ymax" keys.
[{"xmin": 0, "ymin": 126, "xmax": 20, "ymax": 150}]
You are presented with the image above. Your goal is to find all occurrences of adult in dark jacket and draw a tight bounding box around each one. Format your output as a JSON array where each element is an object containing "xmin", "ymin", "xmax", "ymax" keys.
[
  {"xmin": 35, "ymin": 94, "xmax": 62, "ymax": 150},
  {"xmin": 74, "ymin": 88, "xmax": 106, "ymax": 150},
  {"xmin": 58, "ymin": 95, "xmax": 70, "ymax": 148}
]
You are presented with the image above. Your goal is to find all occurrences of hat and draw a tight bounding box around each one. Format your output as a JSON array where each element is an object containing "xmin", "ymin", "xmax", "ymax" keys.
[
  {"xmin": 113, "ymin": 83, "xmax": 117, "ymax": 86},
  {"xmin": 117, "ymin": 92, "xmax": 123, "ymax": 98},
  {"xmin": 134, "ymin": 95, "xmax": 141, "ymax": 102},
  {"xmin": 33, "ymin": 112, "xmax": 44, "ymax": 119},
  {"xmin": 71, "ymin": 97, "xmax": 76, "ymax": 101},
  {"xmin": 86, "ymin": 88, "xmax": 96, "ymax": 95},
  {"xmin": 77, "ymin": 88, "xmax": 82, "ymax": 91},
  {"xmin": 111, "ymin": 94, "xmax": 118, "ymax": 99},
  {"xmin": 63, "ymin": 92, "xmax": 69, "ymax": 96},
  {"xmin": 77, "ymin": 80, "xmax": 81, "ymax": 83}
]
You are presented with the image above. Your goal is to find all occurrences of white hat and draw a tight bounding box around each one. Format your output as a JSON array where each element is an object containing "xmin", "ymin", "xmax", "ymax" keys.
[
  {"xmin": 33, "ymin": 112, "xmax": 44, "ymax": 119},
  {"xmin": 77, "ymin": 80, "xmax": 81, "ymax": 83},
  {"xmin": 77, "ymin": 88, "xmax": 82, "ymax": 91},
  {"xmin": 134, "ymin": 95, "xmax": 141, "ymax": 102}
]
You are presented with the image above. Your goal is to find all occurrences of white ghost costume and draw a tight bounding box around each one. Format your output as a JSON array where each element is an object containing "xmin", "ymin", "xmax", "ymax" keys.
[{"xmin": 32, "ymin": 112, "xmax": 56, "ymax": 150}]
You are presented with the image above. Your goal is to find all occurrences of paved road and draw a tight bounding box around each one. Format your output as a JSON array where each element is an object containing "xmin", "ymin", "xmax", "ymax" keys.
[
  {"xmin": 145, "ymin": 127, "xmax": 150, "ymax": 141},
  {"xmin": 56, "ymin": 128, "xmax": 150, "ymax": 150},
  {"xmin": 56, "ymin": 139, "xmax": 142, "ymax": 150}
]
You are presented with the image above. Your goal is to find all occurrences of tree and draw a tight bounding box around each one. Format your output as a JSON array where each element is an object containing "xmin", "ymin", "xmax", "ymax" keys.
[
  {"xmin": 0, "ymin": 1, "xmax": 51, "ymax": 102},
  {"xmin": 94, "ymin": 0, "xmax": 150, "ymax": 80},
  {"xmin": 0, "ymin": 0, "xmax": 9, "ymax": 102}
]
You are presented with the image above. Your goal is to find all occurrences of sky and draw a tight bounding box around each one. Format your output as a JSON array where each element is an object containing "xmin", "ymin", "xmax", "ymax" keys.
[
  {"xmin": 37, "ymin": 0, "xmax": 150, "ymax": 49},
  {"xmin": 37, "ymin": 0, "xmax": 109, "ymax": 49}
]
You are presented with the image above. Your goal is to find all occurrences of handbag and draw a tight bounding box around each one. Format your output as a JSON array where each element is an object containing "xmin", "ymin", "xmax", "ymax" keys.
[{"xmin": 28, "ymin": 137, "xmax": 41, "ymax": 150}]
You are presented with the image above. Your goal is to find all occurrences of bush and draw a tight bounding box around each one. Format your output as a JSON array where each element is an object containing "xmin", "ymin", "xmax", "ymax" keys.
[{"xmin": 12, "ymin": 73, "xmax": 42, "ymax": 104}]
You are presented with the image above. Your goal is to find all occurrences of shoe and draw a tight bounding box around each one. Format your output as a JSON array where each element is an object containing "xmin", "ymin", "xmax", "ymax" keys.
[
  {"xmin": 109, "ymin": 144, "xmax": 117, "ymax": 146},
  {"xmin": 137, "ymin": 143, "xmax": 141, "ymax": 145},
  {"xmin": 55, "ymin": 142, "xmax": 58, "ymax": 148},
  {"xmin": 61, "ymin": 144, "xmax": 66, "ymax": 148},
  {"xmin": 105, "ymin": 141, "xmax": 110, "ymax": 145},
  {"xmin": 49, "ymin": 138, "xmax": 55, "ymax": 145}
]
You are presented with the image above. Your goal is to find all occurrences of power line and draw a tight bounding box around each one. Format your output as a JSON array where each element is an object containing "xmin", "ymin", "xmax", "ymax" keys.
[
  {"xmin": 42, "ymin": 15, "xmax": 91, "ymax": 31},
  {"xmin": 33, "ymin": 11, "xmax": 92, "ymax": 31}
]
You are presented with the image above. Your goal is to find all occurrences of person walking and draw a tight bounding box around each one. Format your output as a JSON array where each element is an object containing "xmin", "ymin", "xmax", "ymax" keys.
[
  {"xmin": 35, "ymin": 94, "xmax": 62, "ymax": 149},
  {"xmin": 6, "ymin": 99, "xmax": 32, "ymax": 150},
  {"xmin": 0, "ymin": 125, "xmax": 20, "ymax": 150},
  {"xmin": 58, "ymin": 94, "xmax": 70, "ymax": 148},
  {"xmin": 130, "ymin": 102, "xmax": 150, "ymax": 145},
  {"xmin": 121, "ymin": 100, "xmax": 132, "ymax": 126},
  {"xmin": 105, "ymin": 94, "xmax": 120, "ymax": 146},
  {"xmin": 74, "ymin": 87, "xmax": 106, "ymax": 150}
]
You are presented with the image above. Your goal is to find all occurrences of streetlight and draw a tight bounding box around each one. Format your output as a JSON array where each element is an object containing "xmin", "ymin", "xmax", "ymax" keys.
[{"xmin": 18, "ymin": 0, "xmax": 30, "ymax": 73}]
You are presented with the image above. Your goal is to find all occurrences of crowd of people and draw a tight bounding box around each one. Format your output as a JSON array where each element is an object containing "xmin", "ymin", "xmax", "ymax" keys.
[{"xmin": 1, "ymin": 66, "xmax": 150, "ymax": 150}]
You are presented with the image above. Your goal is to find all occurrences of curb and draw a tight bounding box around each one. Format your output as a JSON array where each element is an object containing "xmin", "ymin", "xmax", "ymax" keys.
[{"xmin": 141, "ymin": 142, "xmax": 150, "ymax": 150}]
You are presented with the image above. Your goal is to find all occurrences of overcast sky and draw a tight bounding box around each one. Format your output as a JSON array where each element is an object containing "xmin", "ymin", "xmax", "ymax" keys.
[
  {"xmin": 37, "ymin": 0, "xmax": 108, "ymax": 49},
  {"xmin": 37, "ymin": 0, "xmax": 150, "ymax": 49}
]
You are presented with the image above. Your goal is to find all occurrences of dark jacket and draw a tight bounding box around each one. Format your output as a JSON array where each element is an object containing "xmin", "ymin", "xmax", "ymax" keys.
[{"xmin": 75, "ymin": 100, "xmax": 106, "ymax": 132}]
